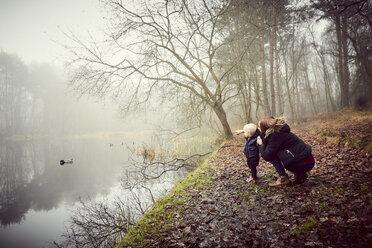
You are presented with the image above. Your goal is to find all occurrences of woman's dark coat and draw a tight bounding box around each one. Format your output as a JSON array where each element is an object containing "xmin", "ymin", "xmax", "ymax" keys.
[{"xmin": 258, "ymin": 120, "xmax": 311, "ymax": 166}]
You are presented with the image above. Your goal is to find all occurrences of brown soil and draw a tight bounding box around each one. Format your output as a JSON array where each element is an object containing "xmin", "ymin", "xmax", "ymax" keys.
[{"xmin": 157, "ymin": 128, "xmax": 372, "ymax": 248}]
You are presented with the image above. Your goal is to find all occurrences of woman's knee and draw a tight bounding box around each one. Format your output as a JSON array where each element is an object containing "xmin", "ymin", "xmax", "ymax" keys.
[{"xmin": 270, "ymin": 158, "xmax": 287, "ymax": 176}]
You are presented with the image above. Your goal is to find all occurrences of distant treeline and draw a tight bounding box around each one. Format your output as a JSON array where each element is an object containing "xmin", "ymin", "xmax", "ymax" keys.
[
  {"xmin": 0, "ymin": 52, "xmax": 55, "ymax": 136},
  {"xmin": 0, "ymin": 52, "xmax": 119, "ymax": 137}
]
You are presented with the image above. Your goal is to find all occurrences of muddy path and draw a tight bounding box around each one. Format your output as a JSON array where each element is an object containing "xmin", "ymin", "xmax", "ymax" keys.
[{"xmin": 158, "ymin": 128, "xmax": 372, "ymax": 248}]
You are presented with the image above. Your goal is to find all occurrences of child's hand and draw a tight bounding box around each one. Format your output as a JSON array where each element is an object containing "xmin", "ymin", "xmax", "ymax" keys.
[
  {"xmin": 234, "ymin": 130, "xmax": 243, "ymax": 135},
  {"xmin": 257, "ymin": 136, "xmax": 262, "ymax": 145}
]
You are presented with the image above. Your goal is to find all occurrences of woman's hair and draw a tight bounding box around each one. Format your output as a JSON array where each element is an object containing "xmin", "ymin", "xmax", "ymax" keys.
[{"xmin": 259, "ymin": 116, "xmax": 278, "ymax": 133}]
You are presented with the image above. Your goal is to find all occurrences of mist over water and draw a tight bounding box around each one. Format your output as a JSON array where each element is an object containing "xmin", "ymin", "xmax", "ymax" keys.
[
  {"xmin": 0, "ymin": 133, "xmax": 198, "ymax": 248},
  {"xmin": 0, "ymin": 137, "xmax": 124, "ymax": 247},
  {"xmin": 0, "ymin": 51, "xmax": 212, "ymax": 247}
]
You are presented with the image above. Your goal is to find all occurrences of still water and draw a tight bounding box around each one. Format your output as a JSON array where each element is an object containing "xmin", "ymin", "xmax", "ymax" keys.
[{"xmin": 0, "ymin": 135, "xmax": 191, "ymax": 248}]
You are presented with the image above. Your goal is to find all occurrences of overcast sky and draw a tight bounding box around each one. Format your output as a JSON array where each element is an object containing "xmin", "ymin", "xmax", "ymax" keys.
[
  {"xmin": 0, "ymin": 0, "xmax": 106, "ymax": 66},
  {"xmin": 0, "ymin": 0, "xmax": 142, "ymax": 130}
]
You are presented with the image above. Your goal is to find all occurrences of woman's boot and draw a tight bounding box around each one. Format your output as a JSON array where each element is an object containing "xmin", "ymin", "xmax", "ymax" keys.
[
  {"xmin": 269, "ymin": 174, "xmax": 290, "ymax": 186},
  {"xmin": 294, "ymin": 173, "xmax": 308, "ymax": 184}
]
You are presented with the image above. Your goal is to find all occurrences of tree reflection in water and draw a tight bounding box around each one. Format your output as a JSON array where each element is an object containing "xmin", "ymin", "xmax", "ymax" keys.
[{"xmin": 0, "ymin": 138, "xmax": 125, "ymax": 228}]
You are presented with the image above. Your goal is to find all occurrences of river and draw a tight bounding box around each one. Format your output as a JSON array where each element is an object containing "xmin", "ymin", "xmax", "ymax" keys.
[{"xmin": 0, "ymin": 134, "xmax": 210, "ymax": 248}]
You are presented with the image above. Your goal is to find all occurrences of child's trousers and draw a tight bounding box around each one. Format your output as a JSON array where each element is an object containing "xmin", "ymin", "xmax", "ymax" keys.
[{"xmin": 247, "ymin": 157, "xmax": 259, "ymax": 179}]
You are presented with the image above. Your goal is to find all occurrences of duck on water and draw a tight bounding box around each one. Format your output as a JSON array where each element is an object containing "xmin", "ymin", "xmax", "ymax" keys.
[{"xmin": 60, "ymin": 158, "xmax": 73, "ymax": 165}]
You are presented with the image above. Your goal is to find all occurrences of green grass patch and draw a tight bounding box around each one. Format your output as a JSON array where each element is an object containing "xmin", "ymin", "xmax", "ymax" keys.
[
  {"xmin": 318, "ymin": 202, "xmax": 328, "ymax": 208},
  {"xmin": 237, "ymin": 192, "xmax": 250, "ymax": 198},
  {"xmin": 366, "ymin": 141, "xmax": 372, "ymax": 153},
  {"xmin": 237, "ymin": 202, "xmax": 254, "ymax": 208},
  {"xmin": 258, "ymin": 188, "xmax": 266, "ymax": 194},
  {"xmin": 116, "ymin": 149, "xmax": 217, "ymax": 248},
  {"xmin": 361, "ymin": 184, "xmax": 369, "ymax": 192},
  {"xmin": 292, "ymin": 218, "xmax": 317, "ymax": 234},
  {"xmin": 332, "ymin": 187, "xmax": 343, "ymax": 196}
]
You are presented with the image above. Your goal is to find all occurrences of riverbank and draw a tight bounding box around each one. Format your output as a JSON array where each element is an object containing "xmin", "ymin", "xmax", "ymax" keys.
[
  {"xmin": 116, "ymin": 109, "xmax": 372, "ymax": 247},
  {"xmin": 116, "ymin": 150, "xmax": 218, "ymax": 247}
]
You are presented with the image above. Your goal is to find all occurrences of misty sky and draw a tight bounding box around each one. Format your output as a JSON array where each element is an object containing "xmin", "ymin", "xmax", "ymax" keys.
[
  {"xmin": 0, "ymin": 0, "xmax": 106, "ymax": 65},
  {"xmin": 0, "ymin": 0, "xmax": 150, "ymax": 131},
  {"xmin": 0, "ymin": 0, "xmax": 327, "ymax": 65}
]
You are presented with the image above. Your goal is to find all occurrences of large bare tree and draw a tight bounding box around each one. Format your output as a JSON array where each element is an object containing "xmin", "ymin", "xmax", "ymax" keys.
[{"xmin": 65, "ymin": 0, "xmax": 250, "ymax": 138}]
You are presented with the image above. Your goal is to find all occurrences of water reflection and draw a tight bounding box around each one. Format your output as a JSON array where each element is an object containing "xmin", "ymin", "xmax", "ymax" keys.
[
  {"xmin": 0, "ymin": 135, "xmax": 215, "ymax": 247},
  {"xmin": 0, "ymin": 138, "xmax": 127, "ymax": 227}
]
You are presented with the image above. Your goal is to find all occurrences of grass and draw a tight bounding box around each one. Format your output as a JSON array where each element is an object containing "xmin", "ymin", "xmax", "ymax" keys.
[
  {"xmin": 115, "ymin": 148, "xmax": 218, "ymax": 248},
  {"xmin": 366, "ymin": 141, "xmax": 372, "ymax": 153},
  {"xmin": 318, "ymin": 202, "xmax": 328, "ymax": 208},
  {"xmin": 237, "ymin": 202, "xmax": 254, "ymax": 208},
  {"xmin": 301, "ymin": 108, "xmax": 372, "ymax": 153},
  {"xmin": 291, "ymin": 218, "xmax": 317, "ymax": 234},
  {"xmin": 129, "ymin": 135, "xmax": 219, "ymax": 162},
  {"xmin": 237, "ymin": 192, "xmax": 250, "ymax": 198},
  {"xmin": 361, "ymin": 185, "xmax": 369, "ymax": 192}
]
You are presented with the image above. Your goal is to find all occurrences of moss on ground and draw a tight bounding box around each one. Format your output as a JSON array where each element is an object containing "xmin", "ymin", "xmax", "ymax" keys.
[
  {"xmin": 115, "ymin": 148, "xmax": 218, "ymax": 248},
  {"xmin": 291, "ymin": 218, "xmax": 317, "ymax": 235}
]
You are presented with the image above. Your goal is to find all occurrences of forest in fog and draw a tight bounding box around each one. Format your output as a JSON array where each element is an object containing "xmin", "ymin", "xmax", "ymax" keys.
[
  {"xmin": 0, "ymin": 53, "xmax": 142, "ymax": 137},
  {"xmin": 0, "ymin": 0, "xmax": 371, "ymax": 139},
  {"xmin": 0, "ymin": 1, "xmax": 371, "ymax": 247},
  {"xmin": 64, "ymin": 0, "xmax": 371, "ymax": 138}
]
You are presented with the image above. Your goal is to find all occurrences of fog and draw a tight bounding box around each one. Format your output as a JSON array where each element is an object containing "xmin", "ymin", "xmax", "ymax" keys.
[
  {"xmin": 0, "ymin": 3, "xmax": 198, "ymax": 247},
  {"xmin": 0, "ymin": 0, "xmax": 105, "ymax": 65},
  {"xmin": 0, "ymin": 0, "xmax": 149, "ymax": 136},
  {"xmin": 0, "ymin": 51, "xmax": 184, "ymax": 247},
  {"xmin": 0, "ymin": 0, "xmax": 371, "ymax": 247}
]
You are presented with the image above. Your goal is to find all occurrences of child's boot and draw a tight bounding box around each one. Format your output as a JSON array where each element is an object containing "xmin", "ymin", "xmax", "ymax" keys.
[
  {"xmin": 246, "ymin": 176, "xmax": 257, "ymax": 183},
  {"xmin": 269, "ymin": 174, "xmax": 290, "ymax": 186}
]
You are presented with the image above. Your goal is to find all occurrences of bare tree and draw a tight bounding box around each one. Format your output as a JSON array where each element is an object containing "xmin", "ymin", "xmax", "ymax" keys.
[
  {"xmin": 54, "ymin": 198, "xmax": 133, "ymax": 248},
  {"xmin": 123, "ymin": 152, "xmax": 211, "ymax": 184},
  {"xmin": 64, "ymin": 0, "xmax": 258, "ymax": 138}
]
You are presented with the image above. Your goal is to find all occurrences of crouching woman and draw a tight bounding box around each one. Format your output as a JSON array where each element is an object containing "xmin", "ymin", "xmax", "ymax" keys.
[{"xmin": 257, "ymin": 116, "xmax": 315, "ymax": 186}]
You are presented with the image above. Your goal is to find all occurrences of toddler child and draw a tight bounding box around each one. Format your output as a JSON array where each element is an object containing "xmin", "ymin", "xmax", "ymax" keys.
[{"xmin": 234, "ymin": 123, "xmax": 261, "ymax": 183}]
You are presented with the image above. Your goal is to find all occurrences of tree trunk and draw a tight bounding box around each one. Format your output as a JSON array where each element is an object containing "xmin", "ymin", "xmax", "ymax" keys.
[
  {"xmin": 275, "ymin": 29, "xmax": 283, "ymax": 115},
  {"xmin": 243, "ymin": 67, "xmax": 252, "ymax": 123},
  {"xmin": 315, "ymin": 46, "xmax": 336, "ymax": 112},
  {"xmin": 238, "ymin": 68, "xmax": 250, "ymax": 123},
  {"xmin": 346, "ymin": 32, "xmax": 372, "ymax": 83},
  {"xmin": 322, "ymin": 57, "xmax": 336, "ymax": 112},
  {"xmin": 294, "ymin": 69, "xmax": 300, "ymax": 122},
  {"xmin": 283, "ymin": 50, "xmax": 295, "ymax": 122},
  {"xmin": 311, "ymin": 62, "xmax": 322, "ymax": 112},
  {"xmin": 269, "ymin": 9, "xmax": 276, "ymax": 116},
  {"xmin": 213, "ymin": 104, "xmax": 233, "ymax": 139},
  {"xmin": 289, "ymin": 24, "xmax": 298, "ymax": 122},
  {"xmin": 303, "ymin": 56, "xmax": 317, "ymax": 115},
  {"xmin": 341, "ymin": 13, "xmax": 350, "ymax": 107},
  {"xmin": 260, "ymin": 31, "xmax": 271, "ymax": 115},
  {"xmin": 253, "ymin": 67, "xmax": 260, "ymax": 122},
  {"xmin": 247, "ymin": 68, "xmax": 252, "ymax": 123},
  {"xmin": 335, "ymin": 10, "xmax": 348, "ymax": 108}
]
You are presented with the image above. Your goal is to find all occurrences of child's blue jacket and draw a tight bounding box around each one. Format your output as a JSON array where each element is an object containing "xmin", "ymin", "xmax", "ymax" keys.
[{"xmin": 243, "ymin": 129, "xmax": 261, "ymax": 159}]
